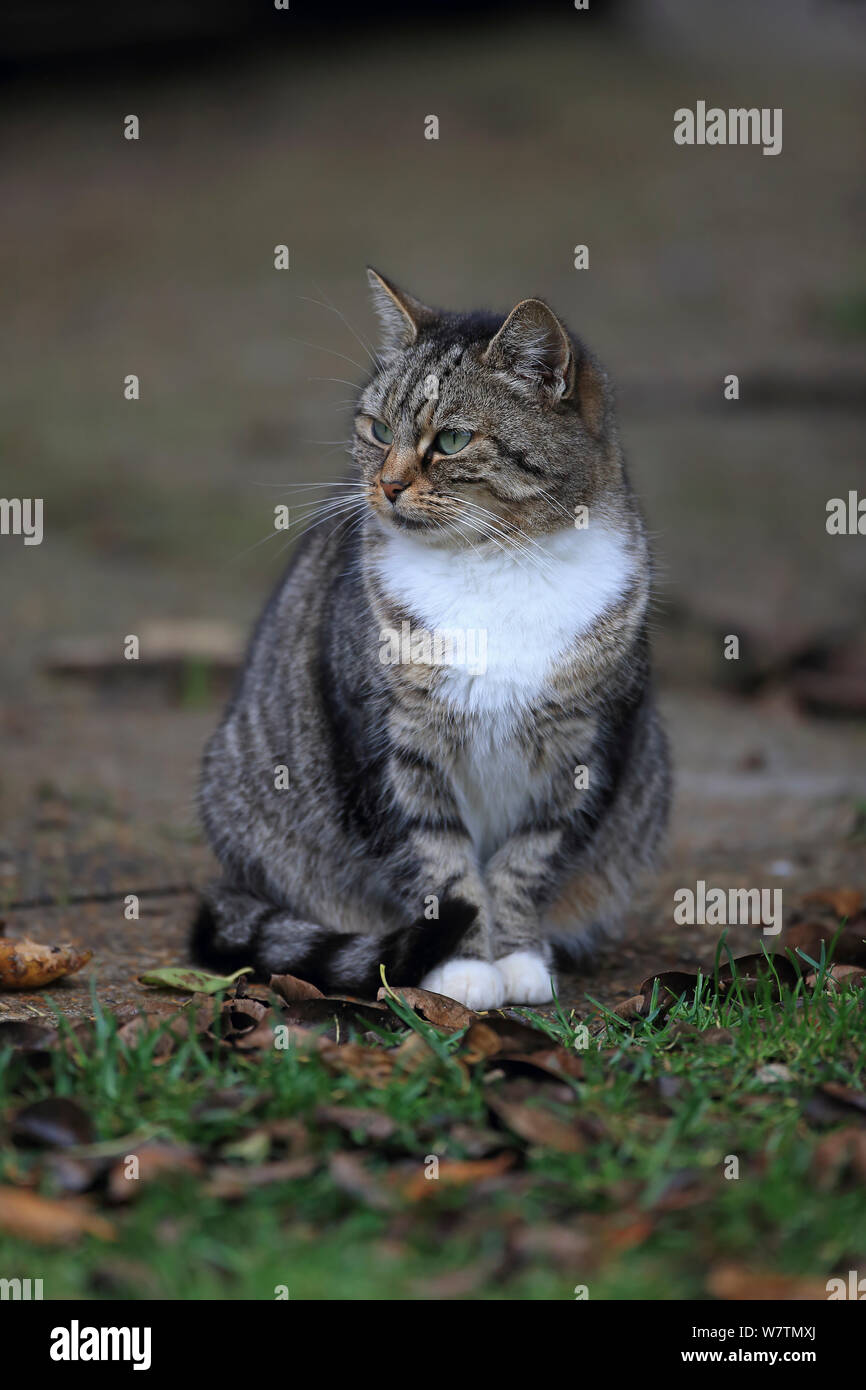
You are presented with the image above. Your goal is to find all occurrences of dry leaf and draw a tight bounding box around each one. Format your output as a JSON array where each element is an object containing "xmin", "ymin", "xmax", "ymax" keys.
[
  {"xmin": 785, "ymin": 920, "xmax": 866, "ymax": 968},
  {"xmin": 400, "ymin": 1152, "xmax": 515, "ymax": 1200},
  {"xmin": 269, "ymin": 973, "xmax": 325, "ymax": 1002},
  {"xmin": 205, "ymin": 1155, "xmax": 318, "ymax": 1199},
  {"xmin": 378, "ymin": 985, "xmax": 477, "ymax": 1029},
  {"xmin": 708, "ymin": 1263, "xmax": 826, "ymax": 1300},
  {"xmin": 802, "ymin": 887, "xmax": 863, "ymax": 920},
  {"xmin": 614, "ymin": 994, "xmax": 648, "ymax": 1021},
  {"xmin": 314, "ymin": 1106, "xmax": 397, "ymax": 1142},
  {"xmin": 487, "ymin": 1094, "xmax": 585, "ymax": 1153},
  {"xmin": 319, "ymin": 1041, "xmax": 396, "ymax": 1087},
  {"xmin": 328, "ymin": 1151, "xmax": 393, "ymax": 1210},
  {"xmin": 107, "ymin": 1144, "xmax": 203, "ymax": 1202},
  {"xmin": 0, "ymin": 938, "xmax": 92, "ymax": 990},
  {"xmin": 11, "ymin": 1098, "xmax": 94, "ymax": 1149},
  {"xmin": 0, "ymin": 1185, "xmax": 115, "ymax": 1244},
  {"xmin": 497, "ymin": 1047, "xmax": 584, "ymax": 1082},
  {"xmin": 462, "ymin": 1022, "xmax": 503, "ymax": 1062},
  {"xmin": 812, "ymin": 1127, "xmax": 866, "ymax": 1188}
]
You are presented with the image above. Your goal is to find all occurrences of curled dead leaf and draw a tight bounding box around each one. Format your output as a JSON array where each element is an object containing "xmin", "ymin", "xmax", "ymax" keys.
[
  {"xmin": 269, "ymin": 972, "xmax": 325, "ymax": 1002},
  {"xmin": 0, "ymin": 938, "xmax": 91, "ymax": 990},
  {"xmin": 377, "ymin": 984, "xmax": 477, "ymax": 1030},
  {"xmin": 614, "ymin": 994, "xmax": 648, "ymax": 1021}
]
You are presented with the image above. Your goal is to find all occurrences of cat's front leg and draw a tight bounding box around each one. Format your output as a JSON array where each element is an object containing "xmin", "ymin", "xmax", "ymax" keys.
[
  {"xmin": 386, "ymin": 747, "xmax": 504, "ymax": 1009},
  {"xmin": 404, "ymin": 829, "xmax": 505, "ymax": 1009},
  {"xmin": 484, "ymin": 828, "xmax": 561, "ymax": 1004}
]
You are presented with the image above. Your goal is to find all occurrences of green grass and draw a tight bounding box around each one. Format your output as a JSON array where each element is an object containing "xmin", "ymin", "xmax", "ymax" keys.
[{"xmin": 0, "ymin": 953, "xmax": 864, "ymax": 1301}]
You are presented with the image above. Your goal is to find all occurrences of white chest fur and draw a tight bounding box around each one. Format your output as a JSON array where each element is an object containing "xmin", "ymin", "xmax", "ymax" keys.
[
  {"xmin": 375, "ymin": 522, "xmax": 635, "ymax": 859},
  {"xmin": 376, "ymin": 523, "xmax": 634, "ymax": 714}
]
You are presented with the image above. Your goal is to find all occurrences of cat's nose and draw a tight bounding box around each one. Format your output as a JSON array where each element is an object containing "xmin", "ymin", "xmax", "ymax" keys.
[{"xmin": 381, "ymin": 478, "xmax": 409, "ymax": 505}]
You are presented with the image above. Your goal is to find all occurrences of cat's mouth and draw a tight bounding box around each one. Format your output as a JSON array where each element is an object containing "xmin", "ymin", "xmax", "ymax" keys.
[{"xmin": 387, "ymin": 510, "xmax": 438, "ymax": 532}]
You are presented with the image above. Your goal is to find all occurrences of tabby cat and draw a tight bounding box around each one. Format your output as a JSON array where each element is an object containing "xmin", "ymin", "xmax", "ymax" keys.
[{"xmin": 193, "ymin": 270, "xmax": 670, "ymax": 1008}]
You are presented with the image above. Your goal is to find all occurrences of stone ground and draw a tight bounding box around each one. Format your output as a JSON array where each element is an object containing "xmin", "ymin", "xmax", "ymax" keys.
[
  {"xmin": 0, "ymin": 10, "xmax": 864, "ymax": 1023},
  {"xmin": 1, "ymin": 686, "xmax": 864, "ymax": 1025}
]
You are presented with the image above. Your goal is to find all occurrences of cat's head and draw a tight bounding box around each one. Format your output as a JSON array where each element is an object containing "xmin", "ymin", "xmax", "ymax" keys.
[{"xmin": 354, "ymin": 268, "xmax": 622, "ymax": 547}]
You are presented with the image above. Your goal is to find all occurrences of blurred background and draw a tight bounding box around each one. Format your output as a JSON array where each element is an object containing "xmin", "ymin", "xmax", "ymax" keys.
[{"xmin": 1, "ymin": 0, "xmax": 864, "ymax": 1012}]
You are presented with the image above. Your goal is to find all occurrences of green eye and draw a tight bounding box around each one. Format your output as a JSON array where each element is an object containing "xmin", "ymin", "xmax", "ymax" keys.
[
  {"xmin": 371, "ymin": 419, "xmax": 393, "ymax": 445},
  {"xmin": 435, "ymin": 428, "xmax": 472, "ymax": 455}
]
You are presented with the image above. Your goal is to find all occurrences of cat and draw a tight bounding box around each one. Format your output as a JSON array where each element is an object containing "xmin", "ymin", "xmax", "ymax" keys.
[{"xmin": 192, "ymin": 269, "xmax": 671, "ymax": 1009}]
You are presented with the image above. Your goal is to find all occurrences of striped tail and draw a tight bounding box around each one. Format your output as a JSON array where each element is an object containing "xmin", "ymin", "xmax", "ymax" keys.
[{"xmin": 190, "ymin": 886, "xmax": 477, "ymax": 997}]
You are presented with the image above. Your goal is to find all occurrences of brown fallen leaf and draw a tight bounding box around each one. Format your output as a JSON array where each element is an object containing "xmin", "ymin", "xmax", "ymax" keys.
[
  {"xmin": 0, "ymin": 938, "xmax": 92, "ymax": 990},
  {"xmin": 638, "ymin": 970, "xmax": 699, "ymax": 1015},
  {"xmin": 274, "ymin": 997, "xmax": 388, "ymax": 1034},
  {"xmin": 510, "ymin": 1223, "xmax": 595, "ymax": 1269},
  {"xmin": 462, "ymin": 1021, "xmax": 503, "ymax": 1062},
  {"xmin": 206, "ymin": 1155, "xmax": 318, "ymax": 1199},
  {"xmin": 805, "ymin": 963, "xmax": 866, "ymax": 991},
  {"xmin": 0, "ymin": 1185, "xmax": 115, "ymax": 1244},
  {"xmin": 107, "ymin": 1144, "xmax": 204, "ymax": 1202},
  {"xmin": 614, "ymin": 994, "xmax": 649, "ymax": 1021},
  {"xmin": 718, "ymin": 952, "xmax": 799, "ymax": 998},
  {"xmin": 784, "ymin": 920, "xmax": 866, "ymax": 968},
  {"xmin": 328, "ymin": 1151, "xmax": 393, "ymax": 1210},
  {"xmin": 315, "ymin": 1105, "xmax": 397, "ymax": 1142},
  {"xmin": 708, "ymin": 1264, "xmax": 826, "ymax": 1301},
  {"xmin": 486, "ymin": 1094, "xmax": 585, "ymax": 1153},
  {"xmin": 497, "ymin": 1047, "xmax": 584, "ymax": 1082},
  {"xmin": 377, "ymin": 984, "xmax": 477, "ymax": 1030},
  {"xmin": 319, "ymin": 1041, "xmax": 396, "ymax": 1087},
  {"xmin": 230, "ymin": 1014, "xmax": 323, "ymax": 1054},
  {"xmin": 410, "ymin": 1256, "xmax": 503, "ymax": 1300},
  {"xmin": 812, "ymin": 1127, "xmax": 866, "ymax": 1188},
  {"xmin": 11, "ymin": 1097, "xmax": 94, "ymax": 1149},
  {"xmin": 115, "ymin": 1011, "xmax": 192, "ymax": 1061},
  {"xmin": 649, "ymin": 1169, "xmax": 711, "ymax": 1212},
  {"xmin": 802, "ymin": 887, "xmax": 863, "ymax": 920},
  {"xmin": 815, "ymin": 1082, "xmax": 866, "ymax": 1118},
  {"xmin": 269, "ymin": 973, "xmax": 325, "ymax": 1002},
  {"xmin": 604, "ymin": 1212, "xmax": 655, "ymax": 1252},
  {"xmin": 400, "ymin": 1152, "xmax": 515, "ymax": 1201},
  {"xmin": 391, "ymin": 1030, "xmax": 441, "ymax": 1074},
  {"xmin": 470, "ymin": 1014, "xmax": 560, "ymax": 1053}
]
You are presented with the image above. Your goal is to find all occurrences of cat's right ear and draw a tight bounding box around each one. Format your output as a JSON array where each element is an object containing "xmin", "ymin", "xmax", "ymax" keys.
[{"xmin": 367, "ymin": 268, "xmax": 434, "ymax": 352}]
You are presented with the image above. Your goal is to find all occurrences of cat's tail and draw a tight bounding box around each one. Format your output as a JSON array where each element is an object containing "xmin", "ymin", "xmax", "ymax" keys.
[{"xmin": 190, "ymin": 883, "xmax": 476, "ymax": 997}]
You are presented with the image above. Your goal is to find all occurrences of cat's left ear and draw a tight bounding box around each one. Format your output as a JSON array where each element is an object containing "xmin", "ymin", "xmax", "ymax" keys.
[
  {"xmin": 483, "ymin": 299, "xmax": 575, "ymax": 403},
  {"xmin": 366, "ymin": 267, "xmax": 435, "ymax": 352}
]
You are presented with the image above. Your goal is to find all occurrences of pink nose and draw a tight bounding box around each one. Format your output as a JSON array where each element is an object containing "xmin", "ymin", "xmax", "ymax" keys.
[{"xmin": 381, "ymin": 479, "xmax": 409, "ymax": 505}]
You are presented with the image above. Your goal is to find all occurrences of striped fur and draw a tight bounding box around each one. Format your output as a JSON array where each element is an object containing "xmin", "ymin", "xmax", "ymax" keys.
[{"xmin": 194, "ymin": 271, "xmax": 671, "ymax": 1003}]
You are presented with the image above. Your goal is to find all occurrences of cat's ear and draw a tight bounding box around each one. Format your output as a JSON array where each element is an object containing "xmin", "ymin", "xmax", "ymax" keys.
[
  {"xmin": 483, "ymin": 299, "xmax": 575, "ymax": 403},
  {"xmin": 366, "ymin": 268, "xmax": 434, "ymax": 351}
]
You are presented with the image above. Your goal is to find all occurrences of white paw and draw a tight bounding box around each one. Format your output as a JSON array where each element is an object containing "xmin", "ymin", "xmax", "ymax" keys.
[
  {"xmin": 420, "ymin": 958, "xmax": 506, "ymax": 1011},
  {"xmin": 495, "ymin": 950, "xmax": 555, "ymax": 1005}
]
